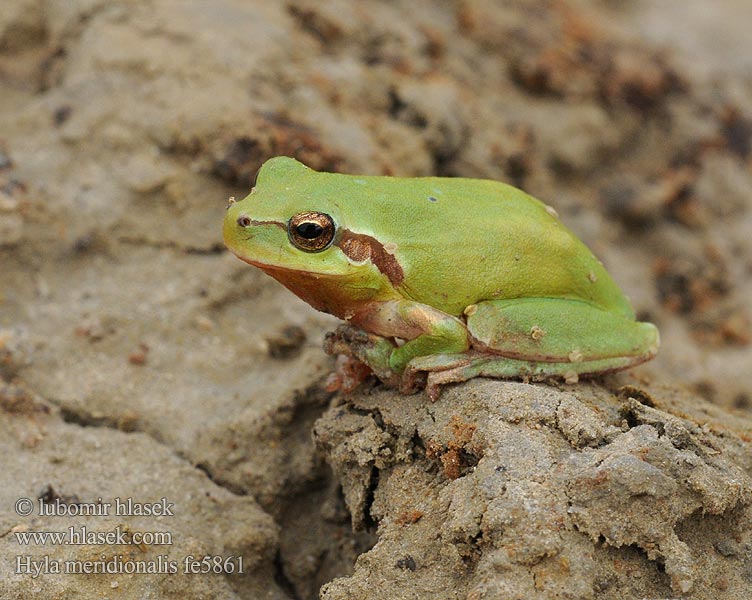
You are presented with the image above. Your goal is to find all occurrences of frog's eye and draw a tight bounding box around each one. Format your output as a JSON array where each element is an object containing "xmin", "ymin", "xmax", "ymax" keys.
[{"xmin": 288, "ymin": 211, "xmax": 336, "ymax": 252}]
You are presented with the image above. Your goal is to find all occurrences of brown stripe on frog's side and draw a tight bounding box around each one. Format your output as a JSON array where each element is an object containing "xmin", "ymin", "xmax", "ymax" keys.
[{"xmin": 336, "ymin": 230, "xmax": 404, "ymax": 286}]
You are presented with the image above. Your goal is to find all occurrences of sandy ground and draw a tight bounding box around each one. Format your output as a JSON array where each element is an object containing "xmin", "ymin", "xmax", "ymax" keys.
[{"xmin": 1, "ymin": 1, "xmax": 750, "ymax": 598}]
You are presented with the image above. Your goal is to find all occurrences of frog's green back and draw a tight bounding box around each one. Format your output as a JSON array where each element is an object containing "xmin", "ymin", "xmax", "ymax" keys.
[{"xmin": 252, "ymin": 157, "xmax": 635, "ymax": 319}]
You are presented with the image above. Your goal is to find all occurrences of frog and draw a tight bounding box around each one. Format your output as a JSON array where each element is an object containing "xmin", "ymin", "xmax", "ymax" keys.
[{"xmin": 223, "ymin": 156, "xmax": 659, "ymax": 400}]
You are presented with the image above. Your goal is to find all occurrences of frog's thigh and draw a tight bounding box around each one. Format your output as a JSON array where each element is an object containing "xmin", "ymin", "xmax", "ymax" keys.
[{"xmin": 466, "ymin": 298, "xmax": 659, "ymax": 361}]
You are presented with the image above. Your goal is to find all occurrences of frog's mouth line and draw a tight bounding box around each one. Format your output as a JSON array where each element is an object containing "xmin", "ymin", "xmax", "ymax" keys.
[{"xmin": 228, "ymin": 249, "xmax": 340, "ymax": 281}]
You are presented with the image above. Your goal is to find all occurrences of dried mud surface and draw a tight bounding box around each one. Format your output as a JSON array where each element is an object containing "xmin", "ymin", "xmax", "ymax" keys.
[
  {"xmin": 316, "ymin": 380, "xmax": 752, "ymax": 599},
  {"xmin": 1, "ymin": 1, "xmax": 750, "ymax": 599}
]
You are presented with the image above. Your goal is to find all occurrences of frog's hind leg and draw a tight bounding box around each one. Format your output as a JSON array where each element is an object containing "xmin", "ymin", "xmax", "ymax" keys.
[
  {"xmin": 405, "ymin": 298, "xmax": 659, "ymax": 399},
  {"xmin": 466, "ymin": 298, "xmax": 659, "ymax": 365}
]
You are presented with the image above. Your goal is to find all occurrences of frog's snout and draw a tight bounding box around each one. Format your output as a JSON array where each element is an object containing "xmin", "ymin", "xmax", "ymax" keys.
[{"xmin": 222, "ymin": 203, "xmax": 251, "ymax": 251}]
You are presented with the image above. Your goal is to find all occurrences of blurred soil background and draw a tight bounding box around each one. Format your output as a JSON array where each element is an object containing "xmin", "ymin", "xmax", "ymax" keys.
[{"xmin": 0, "ymin": 1, "xmax": 750, "ymax": 598}]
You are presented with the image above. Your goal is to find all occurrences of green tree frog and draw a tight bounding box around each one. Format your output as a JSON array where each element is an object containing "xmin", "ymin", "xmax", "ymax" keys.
[{"xmin": 223, "ymin": 157, "xmax": 659, "ymax": 399}]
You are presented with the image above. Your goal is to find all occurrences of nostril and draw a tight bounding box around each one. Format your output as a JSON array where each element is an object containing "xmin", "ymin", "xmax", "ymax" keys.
[{"xmin": 237, "ymin": 215, "xmax": 251, "ymax": 228}]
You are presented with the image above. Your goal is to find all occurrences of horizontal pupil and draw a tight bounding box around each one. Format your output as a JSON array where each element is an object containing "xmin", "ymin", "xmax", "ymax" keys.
[{"xmin": 297, "ymin": 222, "xmax": 323, "ymax": 239}]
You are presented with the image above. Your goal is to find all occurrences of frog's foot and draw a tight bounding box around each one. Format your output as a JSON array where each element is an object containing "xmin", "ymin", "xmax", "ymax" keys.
[
  {"xmin": 397, "ymin": 353, "xmax": 470, "ymax": 398},
  {"xmin": 405, "ymin": 352, "xmax": 654, "ymax": 401},
  {"xmin": 325, "ymin": 355, "xmax": 375, "ymax": 394},
  {"xmin": 323, "ymin": 325, "xmax": 401, "ymax": 388},
  {"xmin": 402, "ymin": 352, "xmax": 487, "ymax": 400}
]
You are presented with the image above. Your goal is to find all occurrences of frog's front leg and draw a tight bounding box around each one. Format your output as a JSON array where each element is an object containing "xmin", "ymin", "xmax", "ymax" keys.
[{"xmin": 324, "ymin": 300, "xmax": 470, "ymax": 390}]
